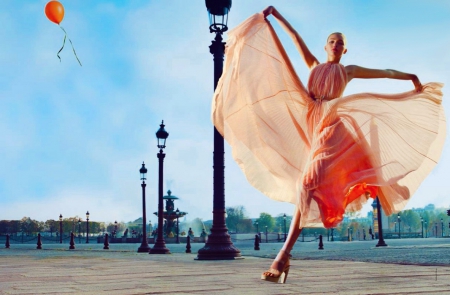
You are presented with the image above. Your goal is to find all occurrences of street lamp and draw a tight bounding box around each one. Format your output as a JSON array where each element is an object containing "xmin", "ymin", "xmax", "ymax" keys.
[
  {"xmin": 150, "ymin": 121, "xmax": 170, "ymax": 254},
  {"xmin": 175, "ymin": 208, "xmax": 180, "ymax": 244},
  {"xmin": 59, "ymin": 214, "xmax": 63, "ymax": 244},
  {"xmin": 114, "ymin": 220, "xmax": 118, "ymax": 238},
  {"xmin": 85, "ymin": 211, "xmax": 90, "ymax": 243},
  {"xmin": 78, "ymin": 218, "xmax": 81, "ymax": 243},
  {"xmin": 373, "ymin": 197, "xmax": 387, "ymax": 247},
  {"xmin": 331, "ymin": 228, "xmax": 334, "ymax": 242},
  {"xmin": 421, "ymin": 217, "xmax": 424, "ymax": 238},
  {"xmin": 283, "ymin": 214, "xmax": 287, "ymax": 242},
  {"xmin": 197, "ymin": 0, "xmax": 241, "ymax": 260},
  {"xmin": 397, "ymin": 213, "xmax": 401, "ymax": 239},
  {"xmin": 441, "ymin": 218, "xmax": 444, "ymax": 237},
  {"xmin": 138, "ymin": 162, "xmax": 151, "ymax": 253},
  {"xmin": 265, "ymin": 226, "xmax": 268, "ymax": 243}
]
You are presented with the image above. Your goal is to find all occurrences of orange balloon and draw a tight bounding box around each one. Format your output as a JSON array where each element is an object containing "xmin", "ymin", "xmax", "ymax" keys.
[{"xmin": 45, "ymin": 1, "xmax": 64, "ymax": 25}]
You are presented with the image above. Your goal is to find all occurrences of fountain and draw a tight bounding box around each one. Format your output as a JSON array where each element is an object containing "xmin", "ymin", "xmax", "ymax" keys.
[{"xmin": 154, "ymin": 190, "xmax": 187, "ymax": 240}]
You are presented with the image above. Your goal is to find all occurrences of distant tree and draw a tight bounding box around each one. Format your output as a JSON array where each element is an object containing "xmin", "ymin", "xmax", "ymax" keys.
[
  {"xmin": 0, "ymin": 220, "xmax": 9, "ymax": 234},
  {"xmin": 399, "ymin": 210, "xmax": 421, "ymax": 232},
  {"xmin": 19, "ymin": 217, "xmax": 43, "ymax": 235},
  {"xmin": 226, "ymin": 206, "xmax": 247, "ymax": 233},
  {"xmin": 44, "ymin": 219, "xmax": 57, "ymax": 236},
  {"xmin": 256, "ymin": 212, "xmax": 275, "ymax": 232},
  {"xmin": 239, "ymin": 219, "xmax": 254, "ymax": 233},
  {"xmin": 275, "ymin": 214, "xmax": 292, "ymax": 234}
]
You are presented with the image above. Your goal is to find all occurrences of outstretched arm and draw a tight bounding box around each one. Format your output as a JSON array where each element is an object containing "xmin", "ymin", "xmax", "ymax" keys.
[
  {"xmin": 263, "ymin": 6, "xmax": 319, "ymax": 70},
  {"xmin": 346, "ymin": 65, "xmax": 422, "ymax": 92}
]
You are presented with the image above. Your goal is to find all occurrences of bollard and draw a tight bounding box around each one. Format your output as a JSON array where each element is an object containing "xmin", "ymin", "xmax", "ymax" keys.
[
  {"xmin": 69, "ymin": 232, "xmax": 75, "ymax": 250},
  {"xmin": 254, "ymin": 234, "xmax": 260, "ymax": 250},
  {"xmin": 103, "ymin": 233, "xmax": 109, "ymax": 250},
  {"xmin": 318, "ymin": 234, "xmax": 324, "ymax": 250},
  {"xmin": 37, "ymin": 233, "xmax": 42, "ymax": 249},
  {"xmin": 5, "ymin": 234, "xmax": 10, "ymax": 249},
  {"xmin": 185, "ymin": 236, "xmax": 192, "ymax": 253}
]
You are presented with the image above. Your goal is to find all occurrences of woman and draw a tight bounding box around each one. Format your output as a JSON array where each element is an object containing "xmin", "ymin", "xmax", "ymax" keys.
[{"xmin": 211, "ymin": 6, "xmax": 445, "ymax": 283}]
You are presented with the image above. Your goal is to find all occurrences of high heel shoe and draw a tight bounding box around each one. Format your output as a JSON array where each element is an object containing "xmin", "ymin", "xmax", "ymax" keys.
[{"xmin": 261, "ymin": 250, "xmax": 291, "ymax": 284}]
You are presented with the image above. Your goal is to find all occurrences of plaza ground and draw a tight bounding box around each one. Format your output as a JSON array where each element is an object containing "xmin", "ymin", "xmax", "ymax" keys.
[{"xmin": 1, "ymin": 238, "xmax": 449, "ymax": 294}]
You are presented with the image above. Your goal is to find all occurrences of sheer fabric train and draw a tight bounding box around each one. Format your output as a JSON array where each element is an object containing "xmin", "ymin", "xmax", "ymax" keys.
[{"xmin": 211, "ymin": 13, "xmax": 446, "ymax": 228}]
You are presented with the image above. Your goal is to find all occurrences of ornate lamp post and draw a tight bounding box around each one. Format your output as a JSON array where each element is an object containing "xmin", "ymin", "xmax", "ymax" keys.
[
  {"xmin": 59, "ymin": 214, "xmax": 63, "ymax": 244},
  {"xmin": 197, "ymin": 0, "xmax": 240, "ymax": 261},
  {"xmin": 114, "ymin": 220, "xmax": 118, "ymax": 238},
  {"xmin": 441, "ymin": 218, "xmax": 444, "ymax": 237},
  {"xmin": 374, "ymin": 197, "xmax": 387, "ymax": 247},
  {"xmin": 85, "ymin": 211, "xmax": 90, "ymax": 243},
  {"xmin": 421, "ymin": 217, "xmax": 424, "ymax": 238},
  {"xmin": 138, "ymin": 162, "xmax": 151, "ymax": 252},
  {"xmin": 283, "ymin": 214, "xmax": 287, "ymax": 242},
  {"xmin": 150, "ymin": 121, "xmax": 170, "ymax": 254},
  {"xmin": 175, "ymin": 208, "xmax": 180, "ymax": 244},
  {"xmin": 397, "ymin": 213, "xmax": 401, "ymax": 239},
  {"xmin": 78, "ymin": 218, "xmax": 81, "ymax": 243}
]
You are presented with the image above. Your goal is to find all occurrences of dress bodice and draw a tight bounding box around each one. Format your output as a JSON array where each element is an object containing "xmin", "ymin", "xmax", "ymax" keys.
[{"xmin": 307, "ymin": 63, "xmax": 347, "ymax": 100}]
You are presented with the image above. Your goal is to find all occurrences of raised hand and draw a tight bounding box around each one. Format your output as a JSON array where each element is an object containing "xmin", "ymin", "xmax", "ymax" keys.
[{"xmin": 262, "ymin": 6, "xmax": 274, "ymax": 18}]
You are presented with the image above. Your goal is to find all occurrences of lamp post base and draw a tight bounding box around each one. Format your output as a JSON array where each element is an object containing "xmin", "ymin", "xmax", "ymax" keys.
[
  {"xmin": 376, "ymin": 241, "xmax": 388, "ymax": 247},
  {"xmin": 137, "ymin": 243, "xmax": 151, "ymax": 253},
  {"xmin": 196, "ymin": 220, "xmax": 241, "ymax": 260},
  {"xmin": 149, "ymin": 239, "xmax": 170, "ymax": 254}
]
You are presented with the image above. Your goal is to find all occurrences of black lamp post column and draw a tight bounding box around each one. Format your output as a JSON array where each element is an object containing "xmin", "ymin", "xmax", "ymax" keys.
[
  {"xmin": 283, "ymin": 214, "xmax": 287, "ymax": 242},
  {"xmin": 175, "ymin": 208, "xmax": 180, "ymax": 244},
  {"xmin": 441, "ymin": 219, "xmax": 444, "ymax": 237},
  {"xmin": 421, "ymin": 217, "xmax": 424, "ymax": 238},
  {"xmin": 197, "ymin": 0, "xmax": 241, "ymax": 260},
  {"xmin": 85, "ymin": 211, "xmax": 90, "ymax": 243},
  {"xmin": 398, "ymin": 213, "xmax": 401, "ymax": 239},
  {"xmin": 150, "ymin": 121, "xmax": 170, "ymax": 254},
  {"xmin": 59, "ymin": 214, "xmax": 63, "ymax": 244},
  {"xmin": 78, "ymin": 218, "xmax": 81, "ymax": 243},
  {"xmin": 138, "ymin": 162, "xmax": 151, "ymax": 252},
  {"xmin": 375, "ymin": 197, "xmax": 387, "ymax": 247}
]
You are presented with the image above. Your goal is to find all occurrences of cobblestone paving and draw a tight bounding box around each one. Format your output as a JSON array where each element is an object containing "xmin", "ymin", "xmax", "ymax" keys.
[{"xmin": 1, "ymin": 238, "xmax": 449, "ymax": 294}]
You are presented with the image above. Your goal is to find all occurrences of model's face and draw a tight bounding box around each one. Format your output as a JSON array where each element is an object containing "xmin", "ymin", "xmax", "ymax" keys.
[{"xmin": 325, "ymin": 34, "xmax": 347, "ymax": 58}]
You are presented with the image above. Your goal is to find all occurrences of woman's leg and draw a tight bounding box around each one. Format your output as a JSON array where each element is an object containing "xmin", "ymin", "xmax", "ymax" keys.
[
  {"xmin": 263, "ymin": 206, "xmax": 302, "ymax": 276},
  {"xmin": 280, "ymin": 206, "xmax": 302, "ymax": 253}
]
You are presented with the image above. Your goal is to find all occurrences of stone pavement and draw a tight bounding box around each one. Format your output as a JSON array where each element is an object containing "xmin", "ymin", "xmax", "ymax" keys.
[{"xmin": 1, "ymin": 239, "xmax": 450, "ymax": 294}]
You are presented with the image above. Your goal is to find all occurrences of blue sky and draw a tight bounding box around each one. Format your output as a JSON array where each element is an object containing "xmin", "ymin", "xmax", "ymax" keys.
[{"xmin": 1, "ymin": 1, "xmax": 449, "ymax": 224}]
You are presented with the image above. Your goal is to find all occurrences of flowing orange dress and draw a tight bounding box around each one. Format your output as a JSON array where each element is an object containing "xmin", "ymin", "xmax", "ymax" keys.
[{"xmin": 212, "ymin": 13, "xmax": 446, "ymax": 228}]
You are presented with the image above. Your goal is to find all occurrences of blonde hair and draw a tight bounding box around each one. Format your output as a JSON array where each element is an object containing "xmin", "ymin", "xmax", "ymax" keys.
[{"xmin": 327, "ymin": 32, "xmax": 347, "ymax": 46}]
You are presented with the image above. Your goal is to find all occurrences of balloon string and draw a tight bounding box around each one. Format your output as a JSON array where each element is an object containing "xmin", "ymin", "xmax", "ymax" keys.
[{"xmin": 59, "ymin": 25, "xmax": 82, "ymax": 66}]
